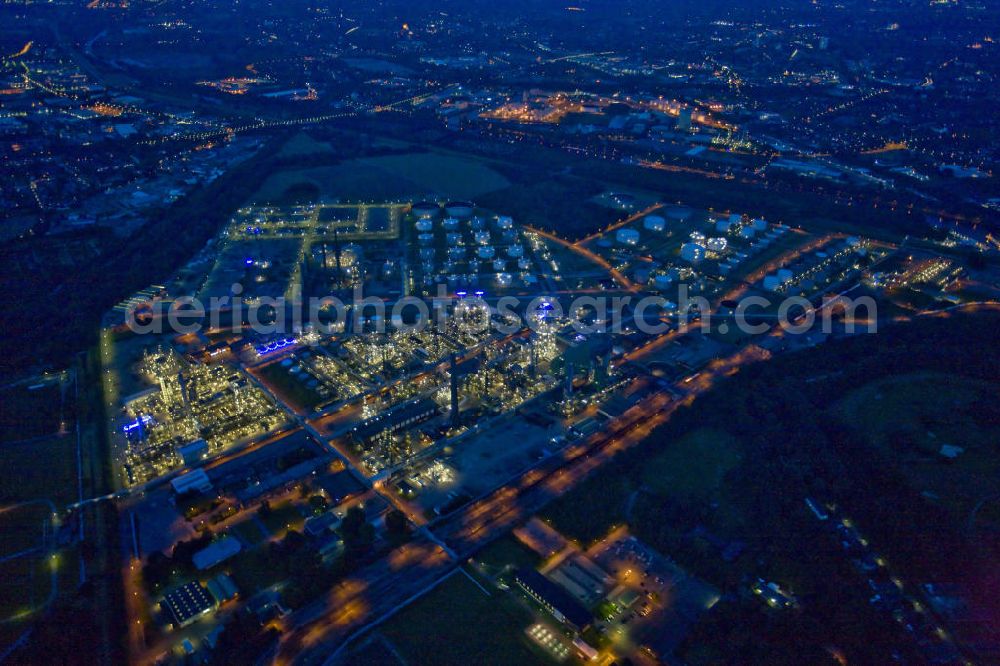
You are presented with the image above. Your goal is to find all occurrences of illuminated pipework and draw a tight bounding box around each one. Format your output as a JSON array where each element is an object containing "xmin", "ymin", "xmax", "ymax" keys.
[{"xmin": 255, "ymin": 337, "xmax": 296, "ymax": 356}]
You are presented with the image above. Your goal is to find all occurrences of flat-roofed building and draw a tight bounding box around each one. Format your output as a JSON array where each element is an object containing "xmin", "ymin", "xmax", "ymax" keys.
[
  {"xmin": 192, "ymin": 536, "xmax": 242, "ymax": 571},
  {"xmin": 171, "ymin": 468, "xmax": 212, "ymax": 495},
  {"xmin": 161, "ymin": 581, "xmax": 214, "ymax": 627},
  {"xmin": 515, "ymin": 568, "xmax": 592, "ymax": 631}
]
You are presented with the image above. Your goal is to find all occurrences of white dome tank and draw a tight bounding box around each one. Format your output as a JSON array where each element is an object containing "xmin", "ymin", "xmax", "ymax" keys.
[
  {"xmin": 643, "ymin": 215, "xmax": 666, "ymax": 232},
  {"xmin": 616, "ymin": 228, "xmax": 640, "ymax": 245}
]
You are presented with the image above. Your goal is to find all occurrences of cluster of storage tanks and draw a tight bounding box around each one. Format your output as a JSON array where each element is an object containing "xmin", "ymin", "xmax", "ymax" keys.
[
  {"xmin": 714, "ymin": 213, "xmax": 769, "ymax": 240},
  {"xmin": 412, "ymin": 208, "xmax": 534, "ymax": 289}
]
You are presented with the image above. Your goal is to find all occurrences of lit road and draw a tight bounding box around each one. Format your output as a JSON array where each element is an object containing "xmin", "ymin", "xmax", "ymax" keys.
[{"xmin": 525, "ymin": 225, "xmax": 638, "ymax": 292}]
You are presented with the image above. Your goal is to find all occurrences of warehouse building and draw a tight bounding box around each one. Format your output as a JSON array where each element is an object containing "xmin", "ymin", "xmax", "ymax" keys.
[
  {"xmin": 515, "ymin": 568, "xmax": 592, "ymax": 631},
  {"xmin": 161, "ymin": 581, "xmax": 214, "ymax": 627}
]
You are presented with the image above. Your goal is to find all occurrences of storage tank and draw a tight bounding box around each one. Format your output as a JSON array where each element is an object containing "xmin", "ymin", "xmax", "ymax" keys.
[
  {"xmin": 763, "ymin": 275, "xmax": 782, "ymax": 291},
  {"xmin": 478, "ymin": 246, "xmax": 495, "ymax": 259},
  {"xmin": 340, "ymin": 244, "xmax": 362, "ymax": 265},
  {"xmin": 496, "ymin": 216, "xmax": 514, "ymax": 230},
  {"xmin": 752, "ymin": 218, "xmax": 768, "ymax": 231},
  {"xmin": 680, "ymin": 242, "xmax": 706, "ymax": 264},
  {"xmin": 470, "ymin": 217, "xmax": 485, "ymax": 230},
  {"xmin": 415, "ymin": 218, "xmax": 433, "ymax": 232},
  {"xmin": 507, "ymin": 245, "xmax": 524, "ymax": 258},
  {"xmin": 443, "ymin": 217, "xmax": 460, "ymax": 231},
  {"xmin": 493, "ymin": 259, "xmax": 507, "ymax": 271},
  {"xmin": 616, "ymin": 228, "xmax": 640, "ymax": 245},
  {"xmin": 715, "ymin": 219, "xmax": 731, "ymax": 234},
  {"xmin": 418, "ymin": 233, "xmax": 434, "ymax": 245},
  {"xmin": 445, "ymin": 201, "xmax": 474, "ymax": 218},
  {"xmin": 706, "ymin": 237, "xmax": 728, "ymax": 252},
  {"xmin": 518, "ymin": 257, "xmax": 532, "ymax": 271},
  {"xmin": 474, "ymin": 231, "xmax": 491, "ymax": 245},
  {"xmin": 643, "ymin": 215, "xmax": 666, "ymax": 232},
  {"xmin": 740, "ymin": 227, "xmax": 756, "ymax": 239},
  {"xmin": 654, "ymin": 274, "xmax": 673, "ymax": 290},
  {"xmin": 777, "ymin": 268, "xmax": 794, "ymax": 283},
  {"xmin": 412, "ymin": 201, "xmax": 440, "ymax": 218}
]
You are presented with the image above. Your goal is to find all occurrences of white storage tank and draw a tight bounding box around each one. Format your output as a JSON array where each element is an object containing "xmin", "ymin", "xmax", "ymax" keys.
[
  {"xmin": 681, "ymin": 243, "xmax": 706, "ymax": 264},
  {"xmin": 445, "ymin": 202, "xmax": 474, "ymax": 218},
  {"xmin": 616, "ymin": 228, "xmax": 640, "ymax": 245},
  {"xmin": 412, "ymin": 201, "xmax": 440, "ymax": 218},
  {"xmin": 643, "ymin": 215, "xmax": 666, "ymax": 232}
]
